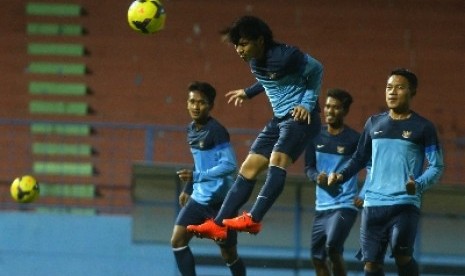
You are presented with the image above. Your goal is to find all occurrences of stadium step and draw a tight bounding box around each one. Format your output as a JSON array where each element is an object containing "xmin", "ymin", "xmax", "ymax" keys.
[
  {"xmin": 35, "ymin": 207, "xmax": 96, "ymax": 215},
  {"xmin": 28, "ymin": 63, "xmax": 86, "ymax": 76},
  {"xmin": 26, "ymin": 2, "xmax": 82, "ymax": 17},
  {"xmin": 39, "ymin": 183, "xmax": 95, "ymax": 198},
  {"xmin": 30, "ymin": 123, "xmax": 92, "ymax": 136},
  {"xmin": 32, "ymin": 142, "xmax": 92, "ymax": 156},
  {"xmin": 28, "ymin": 42, "xmax": 85, "ymax": 56},
  {"xmin": 27, "ymin": 22, "xmax": 83, "ymax": 36},
  {"xmin": 29, "ymin": 81, "xmax": 87, "ymax": 95},
  {"xmin": 33, "ymin": 161, "xmax": 94, "ymax": 176},
  {"xmin": 29, "ymin": 100, "xmax": 88, "ymax": 116}
]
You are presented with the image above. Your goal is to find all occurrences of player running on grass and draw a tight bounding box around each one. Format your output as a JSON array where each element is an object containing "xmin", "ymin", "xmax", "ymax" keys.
[{"xmin": 188, "ymin": 15, "xmax": 323, "ymax": 240}]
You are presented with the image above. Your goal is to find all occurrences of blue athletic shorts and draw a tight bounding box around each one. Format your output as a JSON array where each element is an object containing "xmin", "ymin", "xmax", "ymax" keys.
[
  {"xmin": 251, "ymin": 110, "xmax": 321, "ymax": 162},
  {"xmin": 311, "ymin": 208, "xmax": 358, "ymax": 260},
  {"xmin": 175, "ymin": 199, "xmax": 237, "ymax": 247},
  {"xmin": 358, "ymin": 204, "xmax": 420, "ymax": 263}
]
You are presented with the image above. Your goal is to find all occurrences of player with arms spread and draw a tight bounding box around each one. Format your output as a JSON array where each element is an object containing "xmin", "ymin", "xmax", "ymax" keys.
[
  {"xmin": 305, "ymin": 88, "xmax": 366, "ymax": 276},
  {"xmin": 170, "ymin": 81, "xmax": 245, "ymax": 276},
  {"xmin": 328, "ymin": 69, "xmax": 444, "ymax": 276},
  {"xmin": 188, "ymin": 15, "xmax": 323, "ymax": 241}
]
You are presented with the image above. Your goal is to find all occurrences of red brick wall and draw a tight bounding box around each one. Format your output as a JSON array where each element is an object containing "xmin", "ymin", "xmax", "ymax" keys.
[{"xmin": 2, "ymin": 0, "xmax": 464, "ymax": 186}]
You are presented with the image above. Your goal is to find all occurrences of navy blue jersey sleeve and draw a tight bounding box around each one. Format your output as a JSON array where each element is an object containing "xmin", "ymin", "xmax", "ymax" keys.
[
  {"xmin": 415, "ymin": 120, "xmax": 444, "ymax": 193},
  {"xmin": 244, "ymin": 82, "xmax": 264, "ymax": 98},
  {"xmin": 340, "ymin": 118, "xmax": 372, "ymax": 182}
]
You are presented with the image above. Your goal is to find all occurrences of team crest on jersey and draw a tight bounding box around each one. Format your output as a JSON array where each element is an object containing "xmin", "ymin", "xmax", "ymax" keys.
[
  {"xmin": 402, "ymin": 130, "xmax": 412, "ymax": 139},
  {"xmin": 337, "ymin": 146, "xmax": 345, "ymax": 154}
]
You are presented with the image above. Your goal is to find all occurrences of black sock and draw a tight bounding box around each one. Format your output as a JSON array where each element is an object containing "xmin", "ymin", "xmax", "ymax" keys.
[
  {"xmin": 365, "ymin": 269, "xmax": 384, "ymax": 276},
  {"xmin": 173, "ymin": 246, "xmax": 196, "ymax": 276},
  {"xmin": 227, "ymin": 257, "xmax": 246, "ymax": 276},
  {"xmin": 398, "ymin": 258, "xmax": 418, "ymax": 276},
  {"xmin": 250, "ymin": 166, "xmax": 286, "ymax": 222},
  {"xmin": 214, "ymin": 175, "xmax": 256, "ymax": 225}
]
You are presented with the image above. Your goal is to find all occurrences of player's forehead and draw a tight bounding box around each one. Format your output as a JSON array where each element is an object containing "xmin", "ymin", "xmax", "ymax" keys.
[
  {"xmin": 236, "ymin": 37, "xmax": 253, "ymax": 45},
  {"xmin": 325, "ymin": 96, "xmax": 342, "ymax": 106},
  {"xmin": 387, "ymin": 75, "xmax": 409, "ymax": 86},
  {"xmin": 188, "ymin": 90, "xmax": 207, "ymax": 101}
]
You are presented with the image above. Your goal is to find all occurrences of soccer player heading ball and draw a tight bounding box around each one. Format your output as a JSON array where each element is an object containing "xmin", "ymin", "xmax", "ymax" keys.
[{"xmin": 188, "ymin": 15, "xmax": 323, "ymax": 240}]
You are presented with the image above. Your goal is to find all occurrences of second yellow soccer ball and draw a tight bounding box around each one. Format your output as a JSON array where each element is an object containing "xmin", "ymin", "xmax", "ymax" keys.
[{"xmin": 10, "ymin": 175, "xmax": 40, "ymax": 203}]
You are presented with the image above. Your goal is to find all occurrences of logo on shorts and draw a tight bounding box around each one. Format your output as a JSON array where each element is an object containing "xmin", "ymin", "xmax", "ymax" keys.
[
  {"xmin": 337, "ymin": 146, "xmax": 345, "ymax": 154},
  {"xmin": 198, "ymin": 140, "xmax": 205, "ymax": 148},
  {"xmin": 316, "ymin": 144, "xmax": 325, "ymax": 149}
]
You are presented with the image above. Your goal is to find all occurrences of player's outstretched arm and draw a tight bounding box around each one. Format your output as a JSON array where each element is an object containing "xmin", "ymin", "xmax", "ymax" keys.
[{"xmin": 226, "ymin": 89, "xmax": 248, "ymax": 107}]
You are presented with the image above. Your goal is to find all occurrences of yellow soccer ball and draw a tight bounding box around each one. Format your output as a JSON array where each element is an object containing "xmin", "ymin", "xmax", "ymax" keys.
[
  {"xmin": 127, "ymin": 0, "xmax": 166, "ymax": 34},
  {"xmin": 10, "ymin": 175, "xmax": 40, "ymax": 203}
]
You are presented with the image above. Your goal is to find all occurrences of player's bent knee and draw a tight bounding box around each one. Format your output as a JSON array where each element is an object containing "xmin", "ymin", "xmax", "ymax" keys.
[{"xmin": 239, "ymin": 156, "xmax": 268, "ymax": 179}]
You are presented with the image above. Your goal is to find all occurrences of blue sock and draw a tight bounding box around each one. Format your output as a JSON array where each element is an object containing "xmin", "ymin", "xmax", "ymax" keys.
[
  {"xmin": 173, "ymin": 246, "xmax": 196, "ymax": 276},
  {"xmin": 227, "ymin": 257, "xmax": 246, "ymax": 276},
  {"xmin": 398, "ymin": 258, "xmax": 418, "ymax": 276},
  {"xmin": 214, "ymin": 175, "xmax": 256, "ymax": 225},
  {"xmin": 250, "ymin": 166, "xmax": 286, "ymax": 222}
]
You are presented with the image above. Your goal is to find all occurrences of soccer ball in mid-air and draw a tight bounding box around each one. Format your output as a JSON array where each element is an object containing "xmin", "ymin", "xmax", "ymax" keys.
[
  {"xmin": 127, "ymin": 0, "xmax": 166, "ymax": 34},
  {"xmin": 10, "ymin": 175, "xmax": 40, "ymax": 203}
]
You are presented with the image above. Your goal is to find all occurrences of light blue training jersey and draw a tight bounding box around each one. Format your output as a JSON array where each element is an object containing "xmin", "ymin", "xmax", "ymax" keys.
[
  {"xmin": 340, "ymin": 112, "xmax": 444, "ymax": 208},
  {"xmin": 187, "ymin": 117, "xmax": 237, "ymax": 205},
  {"xmin": 244, "ymin": 43, "xmax": 323, "ymax": 118},
  {"xmin": 305, "ymin": 125, "xmax": 366, "ymax": 211}
]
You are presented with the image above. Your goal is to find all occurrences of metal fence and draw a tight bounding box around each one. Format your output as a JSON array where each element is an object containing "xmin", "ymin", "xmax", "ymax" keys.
[
  {"xmin": 1, "ymin": 118, "xmax": 464, "ymax": 212},
  {"xmin": 1, "ymin": 119, "xmax": 464, "ymax": 273}
]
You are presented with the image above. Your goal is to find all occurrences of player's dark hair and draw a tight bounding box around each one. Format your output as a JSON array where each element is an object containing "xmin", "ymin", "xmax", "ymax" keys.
[
  {"xmin": 220, "ymin": 16, "xmax": 274, "ymax": 48},
  {"xmin": 327, "ymin": 88, "xmax": 353, "ymax": 112},
  {"xmin": 187, "ymin": 81, "xmax": 216, "ymax": 105},
  {"xmin": 389, "ymin": 68, "xmax": 418, "ymax": 96}
]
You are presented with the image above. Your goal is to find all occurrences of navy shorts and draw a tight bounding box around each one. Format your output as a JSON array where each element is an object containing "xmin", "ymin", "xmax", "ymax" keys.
[
  {"xmin": 175, "ymin": 199, "xmax": 237, "ymax": 247},
  {"xmin": 311, "ymin": 208, "xmax": 358, "ymax": 260},
  {"xmin": 358, "ymin": 204, "xmax": 420, "ymax": 263},
  {"xmin": 251, "ymin": 110, "xmax": 321, "ymax": 162}
]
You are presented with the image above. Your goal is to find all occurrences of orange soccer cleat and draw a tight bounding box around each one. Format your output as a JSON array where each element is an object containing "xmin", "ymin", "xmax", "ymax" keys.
[
  {"xmin": 187, "ymin": 219, "xmax": 228, "ymax": 241},
  {"xmin": 222, "ymin": 211, "xmax": 261, "ymax": 234}
]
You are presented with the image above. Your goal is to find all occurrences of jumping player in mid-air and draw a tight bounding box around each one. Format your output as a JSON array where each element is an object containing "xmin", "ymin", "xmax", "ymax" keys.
[{"xmin": 188, "ymin": 15, "xmax": 323, "ymax": 241}]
